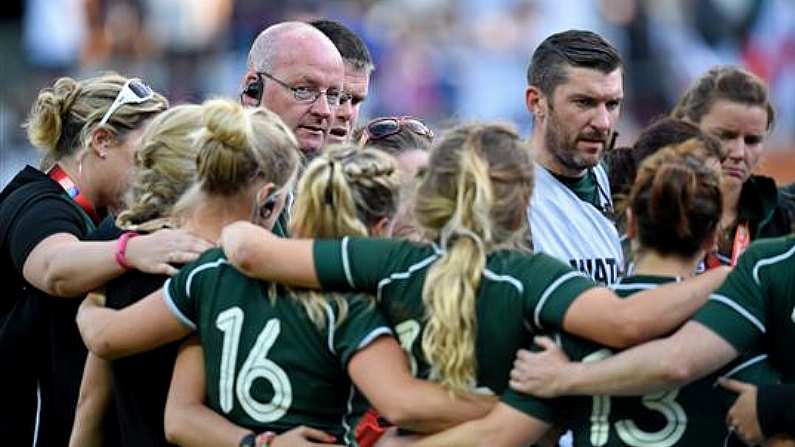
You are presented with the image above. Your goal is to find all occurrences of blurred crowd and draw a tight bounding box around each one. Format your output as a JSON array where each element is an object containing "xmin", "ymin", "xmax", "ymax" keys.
[{"xmin": 2, "ymin": 0, "xmax": 795, "ymax": 181}]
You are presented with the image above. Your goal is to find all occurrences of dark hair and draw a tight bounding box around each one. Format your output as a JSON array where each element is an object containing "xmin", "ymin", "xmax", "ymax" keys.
[
  {"xmin": 672, "ymin": 66, "xmax": 775, "ymax": 130},
  {"xmin": 630, "ymin": 140, "xmax": 722, "ymax": 258},
  {"xmin": 608, "ymin": 118, "xmax": 722, "ymax": 199},
  {"xmin": 527, "ymin": 29, "xmax": 623, "ymax": 96},
  {"xmin": 310, "ymin": 19, "xmax": 373, "ymax": 72}
]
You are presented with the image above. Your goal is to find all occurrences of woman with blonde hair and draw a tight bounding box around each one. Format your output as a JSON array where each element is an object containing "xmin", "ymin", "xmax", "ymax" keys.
[
  {"xmin": 424, "ymin": 139, "xmax": 777, "ymax": 446},
  {"xmin": 0, "ymin": 74, "xmax": 208, "ymax": 446},
  {"xmin": 219, "ymin": 122, "xmax": 727, "ymax": 445},
  {"xmin": 75, "ymin": 103, "xmax": 491, "ymax": 446},
  {"xmin": 70, "ymin": 104, "xmax": 208, "ymax": 447}
]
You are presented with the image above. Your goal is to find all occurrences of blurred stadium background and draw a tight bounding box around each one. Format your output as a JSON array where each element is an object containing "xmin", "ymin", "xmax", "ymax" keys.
[{"xmin": 2, "ymin": 0, "xmax": 794, "ymax": 187}]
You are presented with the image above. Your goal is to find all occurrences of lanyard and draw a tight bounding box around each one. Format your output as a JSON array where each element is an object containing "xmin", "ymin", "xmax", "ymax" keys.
[
  {"xmin": 48, "ymin": 164, "xmax": 100, "ymax": 224},
  {"xmin": 705, "ymin": 221, "xmax": 751, "ymax": 268}
]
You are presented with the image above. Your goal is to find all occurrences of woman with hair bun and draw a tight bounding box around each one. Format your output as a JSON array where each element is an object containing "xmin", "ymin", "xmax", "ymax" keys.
[
  {"xmin": 69, "ymin": 104, "xmax": 210, "ymax": 447},
  {"xmin": 0, "ymin": 74, "xmax": 208, "ymax": 446},
  {"xmin": 76, "ymin": 102, "xmax": 491, "ymax": 446},
  {"xmin": 220, "ymin": 122, "xmax": 728, "ymax": 445}
]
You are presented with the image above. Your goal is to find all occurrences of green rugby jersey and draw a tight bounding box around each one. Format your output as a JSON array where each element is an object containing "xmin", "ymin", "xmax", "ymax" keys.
[
  {"xmin": 503, "ymin": 275, "xmax": 780, "ymax": 447},
  {"xmin": 693, "ymin": 235, "xmax": 795, "ymax": 381},
  {"xmin": 313, "ymin": 237, "xmax": 596, "ymax": 412},
  {"xmin": 164, "ymin": 248, "xmax": 391, "ymax": 444}
]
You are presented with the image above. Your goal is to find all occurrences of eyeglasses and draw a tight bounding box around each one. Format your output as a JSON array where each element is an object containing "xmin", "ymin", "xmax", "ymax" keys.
[
  {"xmin": 360, "ymin": 116, "xmax": 434, "ymax": 145},
  {"xmin": 257, "ymin": 71, "xmax": 350, "ymax": 107},
  {"xmin": 98, "ymin": 78, "xmax": 155, "ymax": 126}
]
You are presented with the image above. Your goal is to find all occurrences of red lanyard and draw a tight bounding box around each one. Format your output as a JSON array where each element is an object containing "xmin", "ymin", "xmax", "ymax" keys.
[
  {"xmin": 730, "ymin": 222, "xmax": 751, "ymax": 266},
  {"xmin": 706, "ymin": 221, "xmax": 751, "ymax": 268},
  {"xmin": 48, "ymin": 165, "xmax": 100, "ymax": 224}
]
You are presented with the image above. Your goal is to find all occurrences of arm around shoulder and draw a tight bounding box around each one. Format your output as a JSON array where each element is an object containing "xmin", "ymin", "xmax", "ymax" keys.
[
  {"xmin": 563, "ymin": 267, "xmax": 731, "ymax": 348},
  {"xmin": 220, "ymin": 221, "xmax": 320, "ymax": 289}
]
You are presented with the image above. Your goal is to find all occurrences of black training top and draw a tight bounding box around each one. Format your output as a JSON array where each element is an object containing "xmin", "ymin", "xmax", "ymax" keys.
[
  {"xmin": 91, "ymin": 218, "xmax": 181, "ymax": 447},
  {"xmin": 0, "ymin": 165, "xmax": 96, "ymax": 447}
]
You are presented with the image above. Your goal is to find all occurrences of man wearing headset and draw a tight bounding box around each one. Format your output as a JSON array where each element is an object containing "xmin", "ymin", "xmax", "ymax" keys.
[{"xmin": 240, "ymin": 21, "xmax": 345, "ymax": 160}]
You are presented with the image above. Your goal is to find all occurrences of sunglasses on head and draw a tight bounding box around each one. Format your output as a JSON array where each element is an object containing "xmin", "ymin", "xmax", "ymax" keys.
[
  {"xmin": 360, "ymin": 116, "xmax": 434, "ymax": 145},
  {"xmin": 98, "ymin": 78, "xmax": 155, "ymax": 126}
]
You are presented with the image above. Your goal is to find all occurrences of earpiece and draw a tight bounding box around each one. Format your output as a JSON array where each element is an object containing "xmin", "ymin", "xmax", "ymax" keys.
[
  {"xmin": 258, "ymin": 195, "xmax": 278, "ymax": 220},
  {"xmin": 241, "ymin": 73, "xmax": 264, "ymax": 106}
]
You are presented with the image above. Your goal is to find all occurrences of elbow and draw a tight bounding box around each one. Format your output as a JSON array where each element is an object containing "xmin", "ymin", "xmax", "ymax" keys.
[
  {"xmin": 163, "ymin": 402, "xmax": 184, "ymax": 444},
  {"xmin": 662, "ymin": 362, "xmax": 693, "ymax": 387},
  {"xmin": 658, "ymin": 346, "xmax": 696, "ymax": 387},
  {"xmin": 77, "ymin": 322, "xmax": 118, "ymax": 360},
  {"xmin": 88, "ymin": 340, "xmax": 120, "ymax": 361},
  {"xmin": 378, "ymin": 400, "xmax": 418, "ymax": 429},
  {"xmin": 227, "ymin": 242, "xmax": 260, "ymax": 277},
  {"xmin": 42, "ymin": 269, "xmax": 76, "ymax": 298}
]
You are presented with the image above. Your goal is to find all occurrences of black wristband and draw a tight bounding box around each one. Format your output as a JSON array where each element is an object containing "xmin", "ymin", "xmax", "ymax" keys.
[
  {"xmin": 239, "ymin": 432, "xmax": 257, "ymax": 447},
  {"xmin": 757, "ymin": 384, "xmax": 795, "ymax": 437}
]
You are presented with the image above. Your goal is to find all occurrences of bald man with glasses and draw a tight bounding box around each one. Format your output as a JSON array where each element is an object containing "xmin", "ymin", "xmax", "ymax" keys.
[{"xmin": 240, "ymin": 22, "xmax": 345, "ymax": 160}]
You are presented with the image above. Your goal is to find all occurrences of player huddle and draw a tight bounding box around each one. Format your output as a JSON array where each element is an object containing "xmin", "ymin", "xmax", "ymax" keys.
[{"xmin": 1, "ymin": 18, "xmax": 793, "ymax": 447}]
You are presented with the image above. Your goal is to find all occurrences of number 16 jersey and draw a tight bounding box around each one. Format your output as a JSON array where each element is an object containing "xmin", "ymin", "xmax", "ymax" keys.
[{"xmin": 164, "ymin": 248, "xmax": 391, "ymax": 444}]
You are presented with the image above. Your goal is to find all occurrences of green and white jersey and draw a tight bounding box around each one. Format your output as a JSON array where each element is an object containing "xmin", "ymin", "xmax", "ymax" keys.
[
  {"xmin": 313, "ymin": 237, "xmax": 596, "ymax": 410},
  {"xmin": 693, "ymin": 235, "xmax": 795, "ymax": 381},
  {"xmin": 503, "ymin": 275, "xmax": 780, "ymax": 447},
  {"xmin": 164, "ymin": 248, "xmax": 391, "ymax": 444}
]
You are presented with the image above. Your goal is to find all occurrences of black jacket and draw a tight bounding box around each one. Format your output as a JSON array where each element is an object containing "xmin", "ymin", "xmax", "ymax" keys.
[{"xmin": 0, "ymin": 166, "xmax": 96, "ymax": 447}]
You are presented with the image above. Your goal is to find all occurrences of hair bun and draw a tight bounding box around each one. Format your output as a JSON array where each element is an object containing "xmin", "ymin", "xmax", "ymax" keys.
[
  {"xmin": 202, "ymin": 99, "xmax": 247, "ymax": 150},
  {"xmin": 26, "ymin": 77, "xmax": 81, "ymax": 153},
  {"xmin": 195, "ymin": 99, "xmax": 257, "ymax": 194}
]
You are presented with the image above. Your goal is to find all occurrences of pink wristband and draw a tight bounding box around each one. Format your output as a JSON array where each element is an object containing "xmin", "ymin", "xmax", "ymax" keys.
[
  {"xmin": 115, "ymin": 231, "xmax": 139, "ymax": 270},
  {"xmin": 256, "ymin": 432, "xmax": 277, "ymax": 447}
]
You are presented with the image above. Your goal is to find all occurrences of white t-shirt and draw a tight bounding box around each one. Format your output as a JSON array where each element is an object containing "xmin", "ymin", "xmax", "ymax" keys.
[{"xmin": 529, "ymin": 163, "xmax": 623, "ymax": 285}]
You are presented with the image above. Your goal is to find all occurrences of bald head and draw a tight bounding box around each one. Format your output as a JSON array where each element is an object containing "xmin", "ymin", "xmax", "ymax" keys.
[
  {"xmin": 247, "ymin": 22, "xmax": 341, "ymax": 73},
  {"xmin": 243, "ymin": 21, "xmax": 345, "ymax": 158}
]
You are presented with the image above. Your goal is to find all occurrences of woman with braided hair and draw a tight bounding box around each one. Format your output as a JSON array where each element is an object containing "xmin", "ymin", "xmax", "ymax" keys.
[
  {"xmin": 75, "ymin": 117, "xmax": 493, "ymax": 447},
  {"xmin": 220, "ymin": 122, "xmax": 728, "ymax": 445}
]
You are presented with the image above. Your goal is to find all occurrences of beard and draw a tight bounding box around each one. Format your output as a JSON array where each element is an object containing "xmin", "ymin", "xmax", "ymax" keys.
[{"xmin": 544, "ymin": 111, "xmax": 609, "ymax": 174}]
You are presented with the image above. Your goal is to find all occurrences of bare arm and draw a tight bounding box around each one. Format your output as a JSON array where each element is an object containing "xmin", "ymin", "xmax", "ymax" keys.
[
  {"xmin": 349, "ymin": 336, "xmax": 496, "ymax": 433},
  {"xmin": 164, "ymin": 337, "xmax": 250, "ymax": 447},
  {"xmin": 23, "ymin": 229, "xmax": 212, "ymax": 297},
  {"xmin": 164, "ymin": 337, "xmax": 343, "ymax": 447},
  {"xmin": 76, "ymin": 289, "xmax": 191, "ymax": 359},
  {"xmin": 563, "ymin": 267, "xmax": 731, "ymax": 348},
  {"xmin": 68, "ymin": 353, "xmax": 113, "ymax": 447},
  {"xmin": 510, "ymin": 322, "xmax": 738, "ymax": 398},
  {"xmin": 220, "ymin": 221, "xmax": 319, "ymax": 289},
  {"xmin": 408, "ymin": 403, "xmax": 550, "ymax": 447}
]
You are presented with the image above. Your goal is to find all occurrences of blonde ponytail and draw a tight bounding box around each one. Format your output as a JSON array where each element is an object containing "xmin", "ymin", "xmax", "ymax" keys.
[
  {"xmin": 421, "ymin": 133, "xmax": 493, "ymax": 393},
  {"xmin": 414, "ymin": 123, "xmax": 534, "ymax": 393}
]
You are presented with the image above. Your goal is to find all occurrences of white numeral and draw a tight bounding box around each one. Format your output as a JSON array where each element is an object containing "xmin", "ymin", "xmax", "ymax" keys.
[
  {"xmin": 395, "ymin": 320, "xmax": 421, "ymax": 376},
  {"xmin": 216, "ymin": 307, "xmax": 293, "ymax": 423},
  {"xmin": 584, "ymin": 349, "xmax": 687, "ymax": 447},
  {"xmin": 216, "ymin": 308, "xmax": 244, "ymax": 413}
]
